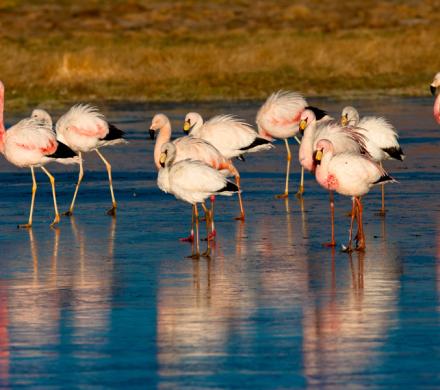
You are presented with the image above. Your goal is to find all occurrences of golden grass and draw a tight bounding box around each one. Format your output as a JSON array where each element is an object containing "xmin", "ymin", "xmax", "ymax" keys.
[{"xmin": 1, "ymin": 1, "xmax": 440, "ymax": 109}]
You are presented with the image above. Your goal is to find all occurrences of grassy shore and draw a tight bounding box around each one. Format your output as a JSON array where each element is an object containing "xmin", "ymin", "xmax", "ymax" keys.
[{"xmin": 1, "ymin": 0, "xmax": 440, "ymax": 109}]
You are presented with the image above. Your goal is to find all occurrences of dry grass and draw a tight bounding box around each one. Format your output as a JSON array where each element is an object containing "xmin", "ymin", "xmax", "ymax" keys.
[{"xmin": 1, "ymin": 1, "xmax": 440, "ymax": 109}]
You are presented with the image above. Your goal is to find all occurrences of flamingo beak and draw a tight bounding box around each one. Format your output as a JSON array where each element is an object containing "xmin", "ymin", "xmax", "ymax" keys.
[
  {"xmin": 430, "ymin": 84, "xmax": 437, "ymax": 96},
  {"xmin": 299, "ymin": 119, "xmax": 307, "ymax": 134},
  {"xmin": 313, "ymin": 149, "xmax": 323, "ymax": 166},
  {"xmin": 341, "ymin": 114, "xmax": 348, "ymax": 126},
  {"xmin": 159, "ymin": 152, "xmax": 167, "ymax": 167},
  {"xmin": 149, "ymin": 129, "xmax": 156, "ymax": 140},
  {"xmin": 183, "ymin": 121, "xmax": 194, "ymax": 134}
]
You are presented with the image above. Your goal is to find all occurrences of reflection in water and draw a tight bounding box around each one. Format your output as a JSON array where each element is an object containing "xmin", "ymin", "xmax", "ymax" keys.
[
  {"xmin": 302, "ymin": 235, "xmax": 402, "ymax": 387},
  {"xmin": 0, "ymin": 281, "xmax": 9, "ymax": 387}
]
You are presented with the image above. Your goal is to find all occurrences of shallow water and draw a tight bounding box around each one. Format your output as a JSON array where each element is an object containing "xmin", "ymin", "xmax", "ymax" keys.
[{"xmin": 0, "ymin": 98, "xmax": 439, "ymax": 388}]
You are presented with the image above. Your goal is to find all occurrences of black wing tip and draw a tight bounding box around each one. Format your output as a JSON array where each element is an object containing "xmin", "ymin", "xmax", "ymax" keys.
[
  {"xmin": 240, "ymin": 136, "xmax": 272, "ymax": 151},
  {"xmin": 305, "ymin": 106, "xmax": 327, "ymax": 120},
  {"xmin": 219, "ymin": 181, "xmax": 239, "ymax": 193},
  {"xmin": 383, "ymin": 147, "xmax": 405, "ymax": 161},
  {"xmin": 373, "ymin": 173, "xmax": 395, "ymax": 185},
  {"xmin": 102, "ymin": 122, "xmax": 125, "ymax": 141},
  {"xmin": 48, "ymin": 141, "xmax": 77, "ymax": 159}
]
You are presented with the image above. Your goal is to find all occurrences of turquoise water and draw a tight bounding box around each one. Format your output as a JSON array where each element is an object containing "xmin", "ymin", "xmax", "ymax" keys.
[{"xmin": 0, "ymin": 98, "xmax": 439, "ymax": 388}]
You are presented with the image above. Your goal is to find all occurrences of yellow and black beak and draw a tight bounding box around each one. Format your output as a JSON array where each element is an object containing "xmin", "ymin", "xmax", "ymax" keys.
[
  {"xmin": 159, "ymin": 152, "xmax": 167, "ymax": 167},
  {"xmin": 183, "ymin": 120, "xmax": 193, "ymax": 134},
  {"xmin": 313, "ymin": 149, "xmax": 323, "ymax": 166},
  {"xmin": 149, "ymin": 128, "xmax": 156, "ymax": 140},
  {"xmin": 341, "ymin": 114, "xmax": 348, "ymax": 126},
  {"xmin": 430, "ymin": 84, "xmax": 437, "ymax": 96},
  {"xmin": 299, "ymin": 119, "xmax": 308, "ymax": 134}
]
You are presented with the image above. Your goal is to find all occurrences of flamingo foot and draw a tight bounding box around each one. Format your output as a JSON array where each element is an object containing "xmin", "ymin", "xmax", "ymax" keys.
[
  {"xmin": 375, "ymin": 209, "xmax": 387, "ymax": 217},
  {"xmin": 275, "ymin": 193, "xmax": 289, "ymax": 199},
  {"xmin": 202, "ymin": 230, "xmax": 216, "ymax": 241},
  {"xmin": 18, "ymin": 223, "xmax": 32, "ymax": 229},
  {"xmin": 322, "ymin": 241, "xmax": 336, "ymax": 248},
  {"xmin": 62, "ymin": 210, "xmax": 73, "ymax": 217},
  {"xmin": 187, "ymin": 253, "xmax": 200, "ymax": 260},
  {"xmin": 106, "ymin": 206, "xmax": 117, "ymax": 216},
  {"xmin": 201, "ymin": 248, "xmax": 211, "ymax": 258},
  {"xmin": 295, "ymin": 186, "xmax": 304, "ymax": 199},
  {"xmin": 179, "ymin": 234, "xmax": 194, "ymax": 242},
  {"xmin": 50, "ymin": 214, "xmax": 60, "ymax": 228},
  {"xmin": 341, "ymin": 244, "xmax": 353, "ymax": 253},
  {"xmin": 235, "ymin": 214, "xmax": 245, "ymax": 221}
]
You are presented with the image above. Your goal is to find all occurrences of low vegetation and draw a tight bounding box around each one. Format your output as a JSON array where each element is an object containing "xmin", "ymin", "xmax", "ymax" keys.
[{"xmin": 1, "ymin": 0, "xmax": 440, "ymax": 109}]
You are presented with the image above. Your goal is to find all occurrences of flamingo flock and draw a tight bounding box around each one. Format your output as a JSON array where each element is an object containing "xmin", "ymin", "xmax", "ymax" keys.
[{"xmin": 9, "ymin": 71, "xmax": 440, "ymax": 258}]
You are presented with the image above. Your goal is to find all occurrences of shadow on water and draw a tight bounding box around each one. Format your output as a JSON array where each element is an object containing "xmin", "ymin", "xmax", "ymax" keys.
[{"xmin": 0, "ymin": 97, "xmax": 439, "ymax": 387}]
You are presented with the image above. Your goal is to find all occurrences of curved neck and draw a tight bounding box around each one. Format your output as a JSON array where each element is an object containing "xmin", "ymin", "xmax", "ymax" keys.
[
  {"xmin": 0, "ymin": 86, "xmax": 5, "ymax": 153},
  {"xmin": 434, "ymin": 94, "xmax": 440, "ymax": 124},
  {"xmin": 298, "ymin": 120, "xmax": 316, "ymax": 171},
  {"xmin": 315, "ymin": 151, "xmax": 332, "ymax": 186},
  {"xmin": 190, "ymin": 118, "xmax": 203, "ymax": 136},
  {"xmin": 154, "ymin": 121, "xmax": 172, "ymax": 170}
]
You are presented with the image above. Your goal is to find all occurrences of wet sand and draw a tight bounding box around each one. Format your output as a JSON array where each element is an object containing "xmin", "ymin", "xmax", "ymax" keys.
[{"xmin": 0, "ymin": 98, "xmax": 439, "ymax": 388}]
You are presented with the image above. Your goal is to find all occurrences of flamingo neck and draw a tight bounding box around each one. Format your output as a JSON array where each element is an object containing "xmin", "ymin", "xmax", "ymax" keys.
[
  {"xmin": 0, "ymin": 86, "xmax": 5, "ymax": 154},
  {"xmin": 315, "ymin": 152, "xmax": 333, "ymax": 189},
  {"xmin": 154, "ymin": 122, "xmax": 172, "ymax": 170},
  {"xmin": 434, "ymin": 94, "xmax": 440, "ymax": 124},
  {"xmin": 298, "ymin": 121, "xmax": 316, "ymax": 171}
]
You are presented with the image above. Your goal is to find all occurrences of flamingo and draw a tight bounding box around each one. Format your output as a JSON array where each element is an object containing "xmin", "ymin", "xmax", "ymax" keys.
[
  {"xmin": 341, "ymin": 106, "xmax": 405, "ymax": 216},
  {"xmin": 298, "ymin": 109, "xmax": 369, "ymax": 246},
  {"xmin": 149, "ymin": 113, "xmax": 240, "ymax": 239},
  {"xmin": 53, "ymin": 104, "xmax": 127, "ymax": 216},
  {"xmin": 0, "ymin": 81, "xmax": 79, "ymax": 228},
  {"xmin": 255, "ymin": 90, "xmax": 327, "ymax": 198},
  {"xmin": 313, "ymin": 139, "xmax": 395, "ymax": 252},
  {"xmin": 430, "ymin": 72, "xmax": 440, "ymax": 124},
  {"xmin": 157, "ymin": 142, "xmax": 239, "ymax": 259},
  {"xmin": 183, "ymin": 113, "xmax": 269, "ymax": 220}
]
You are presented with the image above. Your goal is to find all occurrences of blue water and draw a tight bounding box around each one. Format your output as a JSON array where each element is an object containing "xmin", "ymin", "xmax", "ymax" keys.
[{"xmin": 0, "ymin": 98, "xmax": 439, "ymax": 388}]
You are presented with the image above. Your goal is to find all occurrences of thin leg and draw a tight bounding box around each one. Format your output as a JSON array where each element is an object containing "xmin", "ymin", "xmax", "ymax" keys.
[
  {"xmin": 210, "ymin": 195, "xmax": 216, "ymax": 238},
  {"xmin": 323, "ymin": 191, "xmax": 336, "ymax": 247},
  {"xmin": 234, "ymin": 175, "xmax": 245, "ymax": 221},
  {"xmin": 64, "ymin": 151, "xmax": 83, "ymax": 216},
  {"xmin": 294, "ymin": 136, "xmax": 304, "ymax": 198},
  {"xmin": 194, "ymin": 204, "xmax": 200, "ymax": 258},
  {"xmin": 342, "ymin": 197, "xmax": 357, "ymax": 253},
  {"xmin": 19, "ymin": 167, "xmax": 37, "ymax": 228},
  {"xmin": 276, "ymin": 139, "xmax": 291, "ymax": 199},
  {"xmin": 96, "ymin": 149, "xmax": 117, "ymax": 216},
  {"xmin": 41, "ymin": 166, "xmax": 60, "ymax": 227},
  {"xmin": 180, "ymin": 205, "xmax": 195, "ymax": 242},
  {"xmin": 355, "ymin": 197, "xmax": 366, "ymax": 251},
  {"xmin": 201, "ymin": 202, "xmax": 212, "ymax": 257},
  {"xmin": 376, "ymin": 162, "xmax": 387, "ymax": 216}
]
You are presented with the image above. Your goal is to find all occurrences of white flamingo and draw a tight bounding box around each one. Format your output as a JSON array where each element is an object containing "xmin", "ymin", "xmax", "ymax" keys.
[
  {"xmin": 149, "ymin": 113, "xmax": 241, "ymax": 239},
  {"xmin": 53, "ymin": 104, "xmax": 127, "ymax": 216},
  {"xmin": 255, "ymin": 90, "xmax": 328, "ymax": 198},
  {"xmin": 430, "ymin": 72, "xmax": 440, "ymax": 124},
  {"xmin": 183, "ymin": 113, "xmax": 270, "ymax": 220},
  {"xmin": 341, "ymin": 106, "xmax": 404, "ymax": 215},
  {"xmin": 158, "ymin": 142, "xmax": 239, "ymax": 258},
  {"xmin": 313, "ymin": 139, "xmax": 395, "ymax": 252},
  {"xmin": 299, "ymin": 109, "xmax": 369, "ymax": 246},
  {"xmin": 0, "ymin": 81, "xmax": 79, "ymax": 228}
]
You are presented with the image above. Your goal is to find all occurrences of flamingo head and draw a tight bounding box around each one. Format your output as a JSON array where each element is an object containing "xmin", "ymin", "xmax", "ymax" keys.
[
  {"xmin": 298, "ymin": 109, "xmax": 316, "ymax": 135},
  {"xmin": 183, "ymin": 112, "xmax": 203, "ymax": 134},
  {"xmin": 149, "ymin": 113, "xmax": 169, "ymax": 140},
  {"xmin": 430, "ymin": 72, "xmax": 440, "ymax": 96},
  {"xmin": 31, "ymin": 109, "xmax": 53, "ymax": 128},
  {"xmin": 159, "ymin": 142, "xmax": 177, "ymax": 167},
  {"xmin": 341, "ymin": 106, "xmax": 359, "ymax": 127},
  {"xmin": 312, "ymin": 139, "xmax": 333, "ymax": 170}
]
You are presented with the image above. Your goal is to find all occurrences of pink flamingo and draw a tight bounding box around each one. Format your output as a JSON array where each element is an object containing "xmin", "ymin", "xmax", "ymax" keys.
[
  {"xmin": 52, "ymin": 104, "xmax": 126, "ymax": 216},
  {"xmin": 430, "ymin": 73, "xmax": 440, "ymax": 124},
  {"xmin": 298, "ymin": 109, "xmax": 370, "ymax": 246},
  {"xmin": 150, "ymin": 113, "xmax": 241, "ymax": 240},
  {"xmin": 256, "ymin": 91, "xmax": 327, "ymax": 198},
  {"xmin": 0, "ymin": 81, "xmax": 79, "ymax": 228},
  {"xmin": 313, "ymin": 139, "xmax": 395, "ymax": 252}
]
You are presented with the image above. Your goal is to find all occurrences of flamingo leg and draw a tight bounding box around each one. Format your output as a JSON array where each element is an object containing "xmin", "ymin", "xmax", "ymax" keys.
[
  {"xmin": 294, "ymin": 135, "xmax": 304, "ymax": 198},
  {"xmin": 95, "ymin": 149, "xmax": 117, "ymax": 216},
  {"xmin": 376, "ymin": 162, "xmax": 387, "ymax": 216},
  {"xmin": 234, "ymin": 175, "xmax": 245, "ymax": 221},
  {"xmin": 342, "ymin": 197, "xmax": 357, "ymax": 252},
  {"xmin": 201, "ymin": 202, "xmax": 212, "ymax": 257},
  {"xmin": 323, "ymin": 190, "xmax": 336, "ymax": 247},
  {"xmin": 19, "ymin": 166, "xmax": 37, "ymax": 229},
  {"xmin": 355, "ymin": 197, "xmax": 366, "ymax": 251},
  {"xmin": 180, "ymin": 205, "xmax": 195, "ymax": 242},
  {"xmin": 276, "ymin": 139, "xmax": 291, "ymax": 199},
  {"xmin": 41, "ymin": 166, "xmax": 60, "ymax": 227},
  {"xmin": 63, "ymin": 151, "xmax": 83, "ymax": 216},
  {"xmin": 190, "ymin": 204, "xmax": 200, "ymax": 259}
]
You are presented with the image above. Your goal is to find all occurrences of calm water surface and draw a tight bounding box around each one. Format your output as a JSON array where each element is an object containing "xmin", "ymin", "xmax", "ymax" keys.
[{"xmin": 0, "ymin": 98, "xmax": 439, "ymax": 388}]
